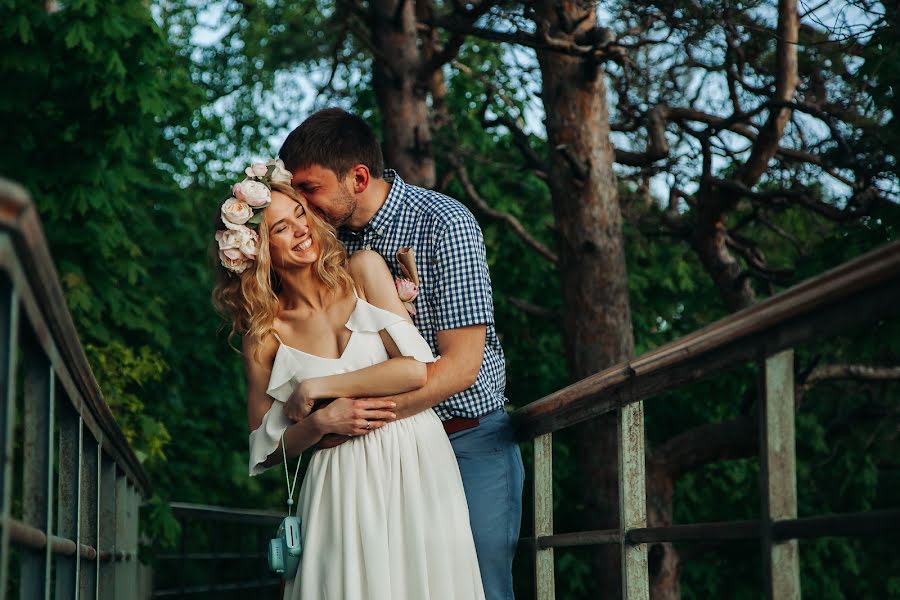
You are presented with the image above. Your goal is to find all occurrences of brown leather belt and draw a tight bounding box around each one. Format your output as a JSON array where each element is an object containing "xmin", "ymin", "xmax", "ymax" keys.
[{"xmin": 442, "ymin": 416, "xmax": 480, "ymax": 435}]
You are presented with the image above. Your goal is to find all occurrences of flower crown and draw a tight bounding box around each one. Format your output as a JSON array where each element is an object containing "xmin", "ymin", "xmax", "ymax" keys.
[{"xmin": 215, "ymin": 159, "xmax": 293, "ymax": 274}]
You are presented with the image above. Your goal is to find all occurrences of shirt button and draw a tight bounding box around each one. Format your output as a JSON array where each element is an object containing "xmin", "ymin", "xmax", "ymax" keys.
[
  {"xmin": 363, "ymin": 244, "xmax": 372, "ymax": 250},
  {"xmin": 377, "ymin": 227, "xmax": 385, "ymax": 235}
]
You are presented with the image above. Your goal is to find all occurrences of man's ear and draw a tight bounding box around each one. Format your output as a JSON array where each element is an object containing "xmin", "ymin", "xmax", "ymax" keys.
[{"xmin": 349, "ymin": 164, "xmax": 370, "ymax": 194}]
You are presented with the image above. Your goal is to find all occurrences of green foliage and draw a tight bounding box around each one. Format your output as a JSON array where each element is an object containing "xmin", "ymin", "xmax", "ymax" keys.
[
  {"xmin": 85, "ymin": 342, "xmax": 170, "ymax": 464},
  {"xmin": 3, "ymin": 1, "xmax": 898, "ymax": 597}
]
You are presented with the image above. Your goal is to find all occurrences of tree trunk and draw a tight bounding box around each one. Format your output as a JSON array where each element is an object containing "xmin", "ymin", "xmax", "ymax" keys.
[
  {"xmin": 370, "ymin": 0, "xmax": 436, "ymax": 188},
  {"xmin": 646, "ymin": 469, "xmax": 679, "ymax": 599},
  {"xmin": 533, "ymin": 2, "xmax": 635, "ymax": 595}
]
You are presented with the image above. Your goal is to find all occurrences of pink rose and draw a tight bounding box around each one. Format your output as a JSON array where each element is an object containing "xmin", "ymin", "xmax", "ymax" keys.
[
  {"xmin": 245, "ymin": 163, "xmax": 268, "ymax": 178},
  {"xmin": 238, "ymin": 227, "xmax": 259, "ymax": 258},
  {"xmin": 233, "ymin": 179, "xmax": 270, "ymax": 207},
  {"xmin": 215, "ymin": 226, "xmax": 258, "ymax": 260},
  {"xmin": 395, "ymin": 277, "xmax": 418, "ymax": 316},
  {"xmin": 221, "ymin": 197, "xmax": 253, "ymax": 226},
  {"xmin": 219, "ymin": 247, "xmax": 251, "ymax": 273}
]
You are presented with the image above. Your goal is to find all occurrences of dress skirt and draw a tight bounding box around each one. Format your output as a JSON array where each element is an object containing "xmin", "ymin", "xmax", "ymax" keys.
[{"xmin": 283, "ymin": 409, "xmax": 486, "ymax": 600}]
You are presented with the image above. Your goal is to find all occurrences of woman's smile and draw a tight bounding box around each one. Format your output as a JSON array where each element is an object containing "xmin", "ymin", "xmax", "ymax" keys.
[{"xmin": 292, "ymin": 237, "xmax": 313, "ymax": 253}]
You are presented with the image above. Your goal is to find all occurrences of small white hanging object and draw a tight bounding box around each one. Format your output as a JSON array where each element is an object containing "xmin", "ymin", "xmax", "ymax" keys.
[{"xmin": 280, "ymin": 431, "xmax": 302, "ymax": 515}]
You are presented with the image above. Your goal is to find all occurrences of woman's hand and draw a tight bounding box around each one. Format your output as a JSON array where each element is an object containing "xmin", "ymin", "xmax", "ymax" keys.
[
  {"xmin": 311, "ymin": 397, "xmax": 398, "ymax": 437},
  {"xmin": 283, "ymin": 378, "xmax": 319, "ymax": 422}
]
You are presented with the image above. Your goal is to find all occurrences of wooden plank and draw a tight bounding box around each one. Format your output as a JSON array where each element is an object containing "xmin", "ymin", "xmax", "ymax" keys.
[
  {"xmin": 533, "ymin": 433, "xmax": 554, "ymax": 600},
  {"xmin": 771, "ymin": 509, "xmax": 900, "ymax": 539},
  {"xmin": 114, "ymin": 475, "xmax": 130, "ymax": 597},
  {"xmin": 55, "ymin": 403, "xmax": 80, "ymax": 599},
  {"xmin": 512, "ymin": 241, "xmax": 900, "ymax": 440},
  {"xmin": 627, "ymin": 520, "xmax": 761, "ymax": 543},
  {"xmin": 619, "ymin": 403, "xmax": 648, "ymax": 599},
  {"xmin": 534, "ymin": 529, "xmax": 620, "ymax": 549},
  {"xmin": 129, "ymin": 484, "xmax": 142, "ymax": 599},
  {"xmin": 98, "ymin": 459, "xmax": 116, "ymax": 596},
  {"xmin": 21, "ymin": 330, "xmax": 52, "ymax": 600},
  {"xmin": 79, "ymin": 435, "xmax": 98, "ymax": 599},
  {"xmin": 0, "ymin": 274, "xmax": 18, "ymax": 600},
  {"xmin": 760, "ymin": 350, "xmax": 800, "ymax": 600}
]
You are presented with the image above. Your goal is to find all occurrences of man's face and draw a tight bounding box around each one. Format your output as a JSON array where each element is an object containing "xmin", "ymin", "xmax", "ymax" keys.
[{"xmin": 289, "ymin": 164, "xmax": 356, "ymax": 228}]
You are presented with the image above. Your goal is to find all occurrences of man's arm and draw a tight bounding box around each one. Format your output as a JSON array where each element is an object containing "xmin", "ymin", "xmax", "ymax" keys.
[{"xmin": 373, "ymin": 324, "xmax": 486, "ymax": 420}]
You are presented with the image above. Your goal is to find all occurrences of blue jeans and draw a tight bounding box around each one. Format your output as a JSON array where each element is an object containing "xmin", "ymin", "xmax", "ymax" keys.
[{"xmin": 449, "ymin": 408, "xmax": 525, "ymax": 600}]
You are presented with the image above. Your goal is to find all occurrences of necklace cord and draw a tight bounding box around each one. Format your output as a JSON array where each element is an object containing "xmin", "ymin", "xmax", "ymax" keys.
[{"xmin": 280, "ymin": 430, "xmax": 302, "ymax": 514}]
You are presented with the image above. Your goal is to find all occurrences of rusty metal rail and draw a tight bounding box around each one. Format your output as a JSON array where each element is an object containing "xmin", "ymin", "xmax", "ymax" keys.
[
  {"xmin": 0, "ymin": 178, "xmax": 152, "ymax": 598},
  {"xmin": 511, "ymin": 240, "xmax": 900, "ymax": 599}
]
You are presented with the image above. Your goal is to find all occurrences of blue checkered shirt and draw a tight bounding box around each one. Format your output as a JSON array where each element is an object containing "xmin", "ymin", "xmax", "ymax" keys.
[{"xmin": 339, "ymin": 170, "xmax": 507, "ymax": 420}]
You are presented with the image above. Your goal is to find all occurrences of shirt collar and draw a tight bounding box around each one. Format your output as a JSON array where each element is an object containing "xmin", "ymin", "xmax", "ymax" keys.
[{"xmin": 344, "ymin": 169, "xmax": 405, "ymax": 238}]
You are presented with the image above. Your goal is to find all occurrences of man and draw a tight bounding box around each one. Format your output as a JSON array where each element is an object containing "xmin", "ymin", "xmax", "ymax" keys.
[{"xmin": 279, "ymin": 107, "xmax": 524, "ymax": 599}]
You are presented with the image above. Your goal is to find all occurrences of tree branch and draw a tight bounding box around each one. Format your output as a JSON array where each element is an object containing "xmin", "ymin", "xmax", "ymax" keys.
[
  {"xmin": 737, "ymin": 0, "xmax": 799, "ymax": 185},
  {"xmin": 614, "ymin": 105, "xmax": 671, "ymax": 167},
  {"xmin": 509, "ymin": 297, "xmax": 559, "ymax": 320},
  {"xmin": 803, "ymin": 364, "xmax": 900, "ymax": 387},
  {"xmin": 446, "ymin": 156, "xmax": 559, "ymax": 265},
  {"xmin": 433, "ymin": 16, "xmax": 627, "ymax": 62},
  {"xmin": 648, "ymin": 416, "xmax": 757, "ymax": 480}
]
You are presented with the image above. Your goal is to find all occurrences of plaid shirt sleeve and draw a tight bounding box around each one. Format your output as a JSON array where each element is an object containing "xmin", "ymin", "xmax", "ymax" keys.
[{"xmin": 432, "ymin": 215, "xmax": 495, "ymax": 331}]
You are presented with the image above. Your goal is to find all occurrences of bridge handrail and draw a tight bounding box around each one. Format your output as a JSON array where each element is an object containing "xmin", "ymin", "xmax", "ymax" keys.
[
  {"xmin": 512, "ymin": 240, "xmax": 900, "ymax": 440},
  {"xmin": 0, "ymin": 178, "xmax": 151, "ymax": 598},
  {"xmin": 510, "ymin": 239, "xmax": 900, "ymax": 599},
  {"xmin": 0, "ymin": 178, "xmax": 150, "ymax": 494}
]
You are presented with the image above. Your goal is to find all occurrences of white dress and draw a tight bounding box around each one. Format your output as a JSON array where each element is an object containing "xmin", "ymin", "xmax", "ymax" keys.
[{"xmin": 249, "ymin": 296, "xmax": 486, "ymax": 600}]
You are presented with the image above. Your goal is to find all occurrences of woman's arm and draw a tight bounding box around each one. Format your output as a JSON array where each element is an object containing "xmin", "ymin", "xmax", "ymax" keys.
[
  {"xmin": 245, "ymin": 332, "xmax": 398, "ymax": 461},
  {"xmin": 282, "ymin": 251, "xmax": 430, "ymax": 421},
  {"xmin": 262, "ymin": 396, "xmax": 398, "ymax": 467}
]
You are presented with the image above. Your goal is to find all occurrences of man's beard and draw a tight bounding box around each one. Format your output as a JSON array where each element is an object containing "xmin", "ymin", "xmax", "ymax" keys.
[{"xmin": 327, "ymin": 183, "xmax": 356, "ymax": 228}]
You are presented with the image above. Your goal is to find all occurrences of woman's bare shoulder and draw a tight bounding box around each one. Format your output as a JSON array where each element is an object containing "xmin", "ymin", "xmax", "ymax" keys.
[
  {"xmin": 241, "ymin": 327, "xmax": 280, "ymax": 372},
  {"xmin": 348, "ymin": 250, "xmax": 392, "ymax": 299}
]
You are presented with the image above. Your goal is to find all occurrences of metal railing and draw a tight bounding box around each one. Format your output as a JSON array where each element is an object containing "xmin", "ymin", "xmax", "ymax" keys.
[
  {"xmin": 150, "ymin": 503, "xmax": 282, "ymax": 597},
  {"xmin": 513, "ymin": 240, "xmax": 900, "ymax": 599},
  {"xmin": 0, "ymin": 178, "xmax": 152, "ymax": 599}
]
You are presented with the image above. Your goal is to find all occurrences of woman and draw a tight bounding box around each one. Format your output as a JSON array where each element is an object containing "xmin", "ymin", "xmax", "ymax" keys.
[{"xmin": 212, "ymin": 160, "xmax": 485, "ymax": 600}]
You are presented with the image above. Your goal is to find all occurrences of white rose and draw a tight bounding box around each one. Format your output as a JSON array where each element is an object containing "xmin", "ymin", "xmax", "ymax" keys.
[
  {"xmin": 221, "ymin": 197, "xmax": 253, "ymax": 226},
  {"xmin": 267, "ymin": 158, "xmax": 292, "ymax": 184},
  {"xmin": 234, "ymin": 179, "xmax": 271, "ymax": 207}
]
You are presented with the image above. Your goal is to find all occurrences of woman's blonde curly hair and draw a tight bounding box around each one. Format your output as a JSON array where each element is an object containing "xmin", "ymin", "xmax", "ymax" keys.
[{"xmin": 211, "ymin": 182, "xmax": 354, "ymax": 362}]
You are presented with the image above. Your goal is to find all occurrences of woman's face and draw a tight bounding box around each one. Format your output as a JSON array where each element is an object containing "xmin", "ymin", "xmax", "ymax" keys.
[{"xmin": 266, "ymin": 191, "xmax": 319, "ymax": 268}]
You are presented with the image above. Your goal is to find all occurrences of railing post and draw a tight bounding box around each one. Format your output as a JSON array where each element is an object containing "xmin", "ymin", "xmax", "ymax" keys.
[
  {"xmin": 0, "ymin": 277, "xmax": 18, "ymax": 600},
  {"xmin": 98, "ymin": 459, "xmax": 116, "ymax": 596},
  {"xmin": 114, "ymin": 475, "xmax": 129, "ymax": 597},
  {"xmin": 760, "ymin": 349, "xmax": 800, "ymax": 600},
  {"xmin": 533, "ymin": 433, "xmax": 554, "ymax": 600},
  {"xmin": 22, "ymin": 330, "xmax": 54, "ymax": 600},
  {"xmin": 619, "ymin": 402, "xmax": 649, "ymax": 599},
  {"xmin": 79, "ymin": 434, "xmax": 98, "ymax": 599},
  {"xmin": 56, "ymin": 403, "xmax": 80, "ymax": 599}
]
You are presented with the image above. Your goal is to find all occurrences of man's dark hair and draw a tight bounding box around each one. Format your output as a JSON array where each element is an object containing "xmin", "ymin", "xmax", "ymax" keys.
[{"xmin": 279, "ymin": 108, "xmax": 384, "ymax": 178}]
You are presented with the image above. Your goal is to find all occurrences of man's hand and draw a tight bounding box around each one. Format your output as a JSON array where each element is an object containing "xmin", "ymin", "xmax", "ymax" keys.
[
  {"xmin": 311, "ymin": 397, "xmax": 398, "ymax": 437},
  {"xmin": 356, "ymin": 325, "xmax": 486, "ymax": 419},
  {"xmin": 284, "ymin": 379, "xmax": 317, "ymax": 422}
]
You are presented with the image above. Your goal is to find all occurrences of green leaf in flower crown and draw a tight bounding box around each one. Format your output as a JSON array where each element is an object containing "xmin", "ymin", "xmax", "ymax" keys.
[{"xmin": 247, "ymin": 211, "xmax": 265, "ymax": 225}]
